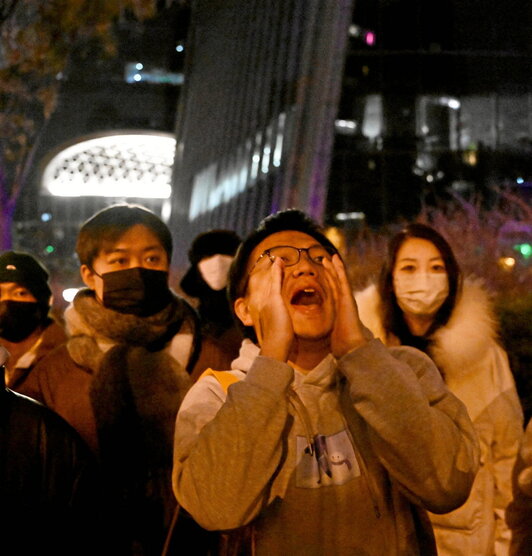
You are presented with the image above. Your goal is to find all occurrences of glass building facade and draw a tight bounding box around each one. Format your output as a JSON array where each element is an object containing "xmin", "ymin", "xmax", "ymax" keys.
[
  {"xmin": 170, "ymin": 0, "xmax": 532, "ymax": 248},
  {"xmin": 329, "ymin": 0, "xmax": 532, "ymax": 226},
  {"xmin": 170, "ymin": 0, "xmax": 354, "ymax": 266}
]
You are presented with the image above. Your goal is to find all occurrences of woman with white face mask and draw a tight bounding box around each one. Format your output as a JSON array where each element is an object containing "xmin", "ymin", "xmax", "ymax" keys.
[
  {"xmin": 180, "ymin": 229, "xmax": 243, "ymax": 381},
  {"xmin": 355, "ymin": 222, "xmax": 524, "ymax": 556}
]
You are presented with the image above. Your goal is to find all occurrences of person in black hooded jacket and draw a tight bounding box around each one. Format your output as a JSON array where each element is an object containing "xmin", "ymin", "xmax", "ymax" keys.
[
  {"xmin": 0, "ymin": 345, "xmax": 103, "ymax": 555},
  {"xmin": 180, "ymin": 229, "xmax": 243, "ymax": 381}
]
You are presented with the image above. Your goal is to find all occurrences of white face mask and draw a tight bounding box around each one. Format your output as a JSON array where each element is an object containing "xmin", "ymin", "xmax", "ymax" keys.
[
  {"xmin": 197, "ymin": 254, "xmax": 234, "ymax": 291},
  {"xmin": 393, "ymin": 272, "xmax": 449, "ymax": 316}
]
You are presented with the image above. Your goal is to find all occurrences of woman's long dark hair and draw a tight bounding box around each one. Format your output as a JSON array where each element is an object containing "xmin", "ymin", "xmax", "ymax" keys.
[{"xmin": 377, "ymin": 223, "xmax": 462, "ymax": 350}]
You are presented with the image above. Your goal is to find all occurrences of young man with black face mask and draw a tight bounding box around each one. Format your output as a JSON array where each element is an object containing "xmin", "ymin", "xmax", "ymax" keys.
[
  {"xmin": 0, "ymin": 250, "xmax": 67, "ymax": 390},
  {"xmin": 21, "ymin": 203, "xmax": 202, "ymax": 556}
]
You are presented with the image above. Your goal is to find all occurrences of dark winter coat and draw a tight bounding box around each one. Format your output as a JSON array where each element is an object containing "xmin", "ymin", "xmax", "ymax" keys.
[
  {"xmin": 19, "ymin": 288, "xmax": 201, "ymax": 556},
  {"xmin": 0, "ymin": 384, "xmax": 102, "ymax": 555},
  {"xmin": 6, "ymin": 319, "xmax": 67, "ymax": 390}
]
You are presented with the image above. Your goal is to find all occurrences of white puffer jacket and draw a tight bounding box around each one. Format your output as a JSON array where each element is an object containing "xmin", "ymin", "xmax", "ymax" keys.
[{"xmin": 355, "ymin": 278, "xmax": 524, "ymax": 556}]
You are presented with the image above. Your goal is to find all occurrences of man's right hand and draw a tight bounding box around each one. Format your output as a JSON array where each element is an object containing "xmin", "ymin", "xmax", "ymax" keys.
[{"xmin": 257, "ymin": 258, "xmax": 293, "ymax": 362}]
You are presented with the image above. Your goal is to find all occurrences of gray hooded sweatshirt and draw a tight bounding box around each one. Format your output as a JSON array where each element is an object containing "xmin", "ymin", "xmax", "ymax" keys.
[{"xmin": 173, "ymin": 338, "xmax": 479, "ymax": 555}]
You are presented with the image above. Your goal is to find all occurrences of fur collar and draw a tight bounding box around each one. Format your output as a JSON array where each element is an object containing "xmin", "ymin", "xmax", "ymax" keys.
[
  {"xmin": 354, "ymin": 284, "xmax": 388, "ymax": 344},
  {"xmin": 355, "ymin": 278, "xmax": 500, "ymax": 379}
]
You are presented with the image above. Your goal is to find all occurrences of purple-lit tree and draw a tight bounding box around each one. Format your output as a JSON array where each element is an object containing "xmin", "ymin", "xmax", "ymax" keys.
[{"xmin": 0, "ymin": 0, "xmax": 159, "ymax": 250}]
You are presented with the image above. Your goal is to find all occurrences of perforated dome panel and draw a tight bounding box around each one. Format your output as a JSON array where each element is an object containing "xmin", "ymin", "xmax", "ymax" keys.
[{"xmin": 42, "ymin": 132, "xmax": 175, "ymax": 198}]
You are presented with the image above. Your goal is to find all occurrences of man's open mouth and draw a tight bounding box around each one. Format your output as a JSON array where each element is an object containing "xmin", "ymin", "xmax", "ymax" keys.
[{"xmin": 290, "ymin": 288, "xmax": 323, "ymax": 306}]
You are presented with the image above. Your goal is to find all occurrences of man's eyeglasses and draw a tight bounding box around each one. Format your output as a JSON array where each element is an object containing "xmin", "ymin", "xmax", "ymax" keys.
[
  {"xmin": 253, "ymin": 245, "xmax": 335, "ymax": 268},
  {"xmin": 240, "ymin": 245, "xmax": 336, "ymax": 294}
]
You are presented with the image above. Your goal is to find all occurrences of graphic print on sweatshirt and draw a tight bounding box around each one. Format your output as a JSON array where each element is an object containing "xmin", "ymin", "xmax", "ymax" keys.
[{"xmin": 296, "ymin": 429, "xmax": 360, "ymax": 488}]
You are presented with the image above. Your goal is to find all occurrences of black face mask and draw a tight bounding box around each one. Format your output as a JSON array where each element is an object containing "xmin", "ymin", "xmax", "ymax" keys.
[
  {"xmin": 0, "ymin": 300, "xmax": 44, "ymax": 342},
  {"xmin": 99, "ymin": 267, "xmax": 172, "ymax": 317}
]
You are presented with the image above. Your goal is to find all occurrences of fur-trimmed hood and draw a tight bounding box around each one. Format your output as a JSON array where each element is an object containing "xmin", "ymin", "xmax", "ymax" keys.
[{"xmin": 355, "ymin": 277, "xmax": 501, "ymax": 380}]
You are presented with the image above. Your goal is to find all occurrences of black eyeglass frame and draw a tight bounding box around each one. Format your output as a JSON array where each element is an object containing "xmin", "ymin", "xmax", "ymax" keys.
[{"xmin": 239, "ymin": 244, "xmax": 337, "ymax": 296}]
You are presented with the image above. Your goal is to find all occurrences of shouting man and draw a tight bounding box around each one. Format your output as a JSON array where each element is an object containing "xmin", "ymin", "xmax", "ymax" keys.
[{"xmin": 172, "ymin": 208, "xmax": 479, "ymax": 555}]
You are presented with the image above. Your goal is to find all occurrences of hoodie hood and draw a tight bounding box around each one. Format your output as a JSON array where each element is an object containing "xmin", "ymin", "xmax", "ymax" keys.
[
  {"xmin": 355, "ymin": 277, "xmax": 500, "ymax": 380},
  {"xmin": 230, "ymin": 338, "xmax": 337, "ymax": 389},
  {"xmin": 230, "ymin": 338, "xmax": 260, "ymax": 372}
]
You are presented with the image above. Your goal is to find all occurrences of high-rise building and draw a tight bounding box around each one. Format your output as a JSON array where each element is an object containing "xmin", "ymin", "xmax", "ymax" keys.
[
  {"xmin": 170, "ymin": 0, "xmax": 532, "ymax": 251},
  {"xmin": 329, "ymin": 0, "xmax": 532, "ymax": 227},
  {"xmin": 169, "ymin": 0, "xmax": 354, "ymax": 266}
]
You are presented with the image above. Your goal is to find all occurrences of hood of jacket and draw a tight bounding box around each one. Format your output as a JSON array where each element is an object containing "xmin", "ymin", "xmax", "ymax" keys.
[
  {"xmin": 230, "ymin": 338, "xmax": 338, "ymax": 389},
  {"xmin": 355, "ymin": 277, "xmax": 501, "ymax": 380},
  {"xmin": 230, "ymin": 338, "xmax": 260, "ymax": 372}
]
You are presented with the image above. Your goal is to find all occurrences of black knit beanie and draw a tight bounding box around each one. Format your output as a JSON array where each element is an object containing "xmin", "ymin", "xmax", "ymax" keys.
[{"xmin": 0, "ymin": 251, "xmax": 52, "ymax": 307}]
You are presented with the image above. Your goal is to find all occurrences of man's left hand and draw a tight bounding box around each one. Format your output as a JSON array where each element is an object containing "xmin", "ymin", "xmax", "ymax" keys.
[{"xmin": 323, "ymin": 255, "xmax": 371, "ymax": 358}]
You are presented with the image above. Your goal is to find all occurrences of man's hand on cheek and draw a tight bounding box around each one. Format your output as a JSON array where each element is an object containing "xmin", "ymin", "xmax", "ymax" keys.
[
  {"xmin": 258, "ymin": 258, "xmax": 293, "ymax": 362},
  {"xmin": 323, "ymin": 255, "xmax": 369, "ymax": 358}
]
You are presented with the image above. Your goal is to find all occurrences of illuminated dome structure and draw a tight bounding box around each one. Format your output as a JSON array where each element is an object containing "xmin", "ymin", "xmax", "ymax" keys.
[
  {"xmin": 12, "ymin": 130, "xmax": 177, "ymax": 305},
  {"xmin": 41, "ymin": 131, "xmax": 175, "ymax": 199}
]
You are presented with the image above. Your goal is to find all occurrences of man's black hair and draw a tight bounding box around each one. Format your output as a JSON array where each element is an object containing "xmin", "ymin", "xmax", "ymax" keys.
[
  {"xmin": 227, "ymin": 208, "xmax": 338, "ymax": 340},
  {"xmin": 76, "ymin": 203, "xmax": 173, "ymax": 267}
]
